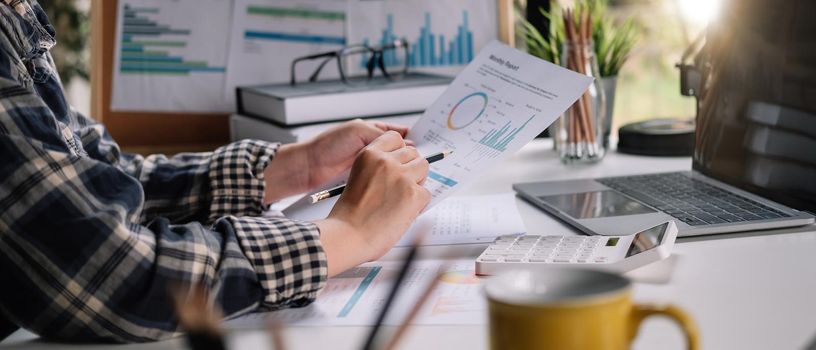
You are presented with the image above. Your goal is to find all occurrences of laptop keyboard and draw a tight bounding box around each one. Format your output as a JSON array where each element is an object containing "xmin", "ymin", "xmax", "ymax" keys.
[{"xmin": 598, "ymin": 173, "xmax": 791, "ymax": 226}]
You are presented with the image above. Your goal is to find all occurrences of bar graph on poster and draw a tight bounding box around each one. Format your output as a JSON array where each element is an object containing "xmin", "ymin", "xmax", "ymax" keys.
[
  {"xmin": 347, "ymin": 0, "xmax": 497, "ymax": 76},
  {"xmin": 407, "ymin": 41, "xmax": 593, "ymax": 209},
  {"xmin": 111, "ymin": 0, "xmax": 232, "ymax": 112}
]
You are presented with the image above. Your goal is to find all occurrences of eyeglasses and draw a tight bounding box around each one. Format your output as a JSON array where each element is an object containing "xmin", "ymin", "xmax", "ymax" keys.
[{"xmin": 290, "ymin": 39, "xmax": 410, "ymax": 86}]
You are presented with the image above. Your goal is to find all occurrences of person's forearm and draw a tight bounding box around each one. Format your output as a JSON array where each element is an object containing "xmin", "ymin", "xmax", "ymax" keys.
[
  {"xmin": 315, "ymin": 218, "xmax": 374, "ymax": 277},
  {"xmin": 263, "ymin": 143, "xmax": 310, "ymax": 204}
]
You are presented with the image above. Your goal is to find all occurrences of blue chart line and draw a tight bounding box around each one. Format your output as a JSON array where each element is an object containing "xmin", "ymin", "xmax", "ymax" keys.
[
  {"xmin": 428, "ymin": 171, "xmax": 458, "ymax": 187},
  {"xmin": 360, "ymin": 11, "xmax": 474, "ymax": 69},
  {"xmin": 479, "ymin": 115, "xmax": 535, "ymax": 152},
  {"xmin": 337, "ymin": 266, "xmax": 382, "ymax": 318},
  {"xmin": 118, "ymin": 3, "xmax": 225, "ymax": 75},
  {"xmin": 244, "ymin": 31, "xmax": 345, "ymax": 45}
]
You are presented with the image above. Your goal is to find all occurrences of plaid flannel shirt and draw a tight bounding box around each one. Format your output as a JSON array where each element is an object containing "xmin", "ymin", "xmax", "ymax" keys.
[{"xmin": 0, "ymin": 0, "xmax": 327, "ymax": 342}]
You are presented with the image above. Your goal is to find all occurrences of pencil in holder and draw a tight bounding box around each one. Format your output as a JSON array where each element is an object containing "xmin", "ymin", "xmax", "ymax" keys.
[{"xmin": 553, "ymin": 10, "xmax": 607, "ymax": 164}]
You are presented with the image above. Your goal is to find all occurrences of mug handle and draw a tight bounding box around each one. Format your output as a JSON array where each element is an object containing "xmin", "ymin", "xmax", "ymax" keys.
[{"xmin": 629, "ymin": 304, "xmax": 700, "ymax": 350}]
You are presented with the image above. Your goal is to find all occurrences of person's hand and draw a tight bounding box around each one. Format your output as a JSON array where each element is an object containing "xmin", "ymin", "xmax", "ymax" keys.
[
  {"xmin": 303, "ymin": 119, "xmax": 412, "ymax": 190},
  {"xmin": 316, "ymin": 131, "xmax": 430, "ymax": 276},
  {"xmin": 262, "ymin": 119, "xmax": 412, "ymax": 204}
]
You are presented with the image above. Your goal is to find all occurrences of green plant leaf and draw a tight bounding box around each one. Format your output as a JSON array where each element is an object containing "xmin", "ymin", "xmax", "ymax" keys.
[{"xmin": 519, "ymin": 0, "xmax": 641, "ymax": 77}]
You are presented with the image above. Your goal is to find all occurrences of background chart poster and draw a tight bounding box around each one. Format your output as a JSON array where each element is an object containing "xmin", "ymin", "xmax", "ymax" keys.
[
  {"xmin": 346, "ymin": 0, "xmax": 498, "ymax": 77},
  {"xmin": 111, "ymin": 0, "xmax": 232, "ymax": 112},
  {"xmin": 224, "ymin": 0, "xmax": 348, "ymax": 106}
]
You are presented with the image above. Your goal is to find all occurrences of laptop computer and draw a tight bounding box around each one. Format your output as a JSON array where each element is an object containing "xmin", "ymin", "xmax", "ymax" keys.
[{"xmin": 513, "ymin": 0, "xmax": 816, "ymax": 237}]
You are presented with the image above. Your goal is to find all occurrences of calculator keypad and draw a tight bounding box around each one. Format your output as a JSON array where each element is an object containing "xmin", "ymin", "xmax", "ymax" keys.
[{"xmin": 478, "ymin": 235, "xmax": 607, "ymax": 264}]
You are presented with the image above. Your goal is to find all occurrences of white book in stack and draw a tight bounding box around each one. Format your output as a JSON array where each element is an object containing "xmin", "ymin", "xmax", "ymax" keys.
[{"xmin": 235, "ymin": 72, "xmax": 451, "ymax": 126}]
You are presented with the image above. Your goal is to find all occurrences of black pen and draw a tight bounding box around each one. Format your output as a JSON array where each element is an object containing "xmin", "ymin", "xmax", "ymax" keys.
[{"xmin": 309, "ymin": 150, "xmax": 452, "ymax": 204}]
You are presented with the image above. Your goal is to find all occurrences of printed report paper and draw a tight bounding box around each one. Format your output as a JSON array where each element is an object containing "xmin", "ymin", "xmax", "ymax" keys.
[
  {"xmin": 408, "ymin": 40, "xmax": 592, "ymax": 208},
  {"xmin": 394, "ymin": 193, "xmax": 525, "ymax": 247},
  {"xmin": 285, "ymin": 193, "xmax": 526, "ymax": 247},
  {"xmin": 225, "ymin": 259, "xmax": 485, "ymax": 327}
]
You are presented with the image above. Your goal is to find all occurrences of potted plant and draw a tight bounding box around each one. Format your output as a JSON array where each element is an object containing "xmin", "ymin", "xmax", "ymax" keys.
[{"xmin": 520, "ymin": 0, "xmax": 639, "ymax": 148}]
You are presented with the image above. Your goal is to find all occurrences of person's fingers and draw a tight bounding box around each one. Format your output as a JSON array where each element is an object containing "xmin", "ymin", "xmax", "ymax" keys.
[
  {"xmin": 405, "ymin": 139, "xmax": 416, "ymax": 147},
  {"xmin": 372, "ymin": 121, "xmax": 410, "ymax": 137},
  {"xmin": 353, "ymin": 120, "xmax": 389, "ymax": 145},
  {"xmin": 403, "ymin": 156, "xmax": 430, "ymax": 184},
  {"xmin": 391, "ymin": 146, "xmax": 420, "ymax": 164},
  {"xmin": 367, "ymin": 130, "xmax": 406, "ymax": 152}
]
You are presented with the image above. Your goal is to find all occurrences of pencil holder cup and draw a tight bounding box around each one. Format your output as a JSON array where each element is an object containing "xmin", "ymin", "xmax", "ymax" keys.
[{"xmin": 553, "ymin": 41, "xmax": 607, "ymax": 164}]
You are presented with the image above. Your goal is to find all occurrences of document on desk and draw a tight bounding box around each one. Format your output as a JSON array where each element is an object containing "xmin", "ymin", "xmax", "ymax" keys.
[
  {"xmin": 286, "ymin": 193, "xmax": 526, "ymax": 246},
  {"xmin": 395, "ymin": 193, "xmax": 525, "ymax": 246},
  {"xmin": 225, "ymin": 259, "xmax": 486, "ymax": 328}
]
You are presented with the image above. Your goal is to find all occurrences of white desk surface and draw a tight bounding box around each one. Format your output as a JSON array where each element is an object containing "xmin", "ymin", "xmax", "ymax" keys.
[{"xmin": 4, "ymin": 139, "xmax": 816, "ymax": 350}]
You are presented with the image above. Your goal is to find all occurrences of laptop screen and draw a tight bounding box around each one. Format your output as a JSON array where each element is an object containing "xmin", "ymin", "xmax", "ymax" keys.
[{"xmin": 692, "ymin": 0, "xmax": 816, "ymax": 213}]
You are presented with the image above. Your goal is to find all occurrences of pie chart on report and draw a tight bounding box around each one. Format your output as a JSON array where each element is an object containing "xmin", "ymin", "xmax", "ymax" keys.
[{"xmin": 447, "ymin": 91, "xmax": 488, "ymax": 130}]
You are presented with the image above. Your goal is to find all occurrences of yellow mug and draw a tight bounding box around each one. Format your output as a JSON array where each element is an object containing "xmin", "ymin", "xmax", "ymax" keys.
[{"xmin": 484, "ymin": 268, "xmax": 699, "ymax": 350}]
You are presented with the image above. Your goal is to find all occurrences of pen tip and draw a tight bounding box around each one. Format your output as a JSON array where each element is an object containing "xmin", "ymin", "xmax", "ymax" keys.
[{"xmin": 444, "ymin": 150, "xmax": 453, "ymax": 157}]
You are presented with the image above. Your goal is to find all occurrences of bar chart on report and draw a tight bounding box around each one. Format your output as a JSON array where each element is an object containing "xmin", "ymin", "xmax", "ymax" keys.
[
  {"xmin": 348, "ymin": 0, "xmax": 497, "ymax": 75},
  {"xmin": 224, "ymin": 0, "xmax": 347, "ymax": 104},
  {"xmin": 111, "ymin": 0, "xmax": 232, "ymax": 112},
  {"xmin": 419, "ymin": 85, "xmax": 539, "ymax": 162},
  {"xmin": 410, "ymin": 77, "xmax": 544, "ymax": 203}
]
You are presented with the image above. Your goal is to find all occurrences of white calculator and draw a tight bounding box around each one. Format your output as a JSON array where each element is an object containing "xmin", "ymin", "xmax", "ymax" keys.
[{"xmin": 475, "ymin": 222, "xmax": 678, "ymax": 275}]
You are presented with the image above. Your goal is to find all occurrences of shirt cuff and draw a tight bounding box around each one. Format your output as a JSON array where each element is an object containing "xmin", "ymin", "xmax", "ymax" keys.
[
  {"xmin": 207, "ymin": 139, "xmax": 279, "ymax": 223},
  {"xmin": 222, "ymin": 216, "xmax": 328, "ymax": 307}
]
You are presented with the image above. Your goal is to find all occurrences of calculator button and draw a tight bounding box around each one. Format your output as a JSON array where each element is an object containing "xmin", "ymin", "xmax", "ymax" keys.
[
  {"xmin": 510, "ymin": 246, "xmax": 531, "ymax": 251},
  {"xmin": 553, "ymin": 258, "xmax": 572, "ymax": 263},
  {"xmin": 505, "ymin": 257, "xmax": 525, "ymax": 262},
  {"xmin": 541, "ymin": 236, "xmax": 562, "ymax": 242},
  {"xmin": 529, "ymin": 258, "xmax": 550, "ymax": 262},
  {"xmin": 479, "ymin": 256, "xmax": 501, "ymax": 262},
  {"xmin": 594, "ymin": 258, "xmax": 608, "ymax": 263},
  {"xmin": 577, "ymin": 259, "xmax": 589, "ymax": 263},
  {"xmin": 503, "ymin": 254, "xmax": 526, "ymax": 259},
  {"xmin": 562, "ymin": 237, "xmax": 584, "ymax": 243}
]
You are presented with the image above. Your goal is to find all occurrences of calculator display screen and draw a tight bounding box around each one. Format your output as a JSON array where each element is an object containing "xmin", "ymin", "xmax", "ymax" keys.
[{"xmin": 625, "ymin": 223, "xmax": 668, "ymax": 257}]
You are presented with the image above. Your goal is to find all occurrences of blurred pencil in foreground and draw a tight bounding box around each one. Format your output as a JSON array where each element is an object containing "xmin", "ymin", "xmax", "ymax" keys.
[
  {"xmin": 171, "ymin": 283, "xmax": 227, "ymax": 350},
  {"xmin": 268, "ymin": 320, "xmax": 288, "ymax": 350},
  {"xmin": 383, "ymin": 265, "xmax": 449, "ymax": 350}
]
